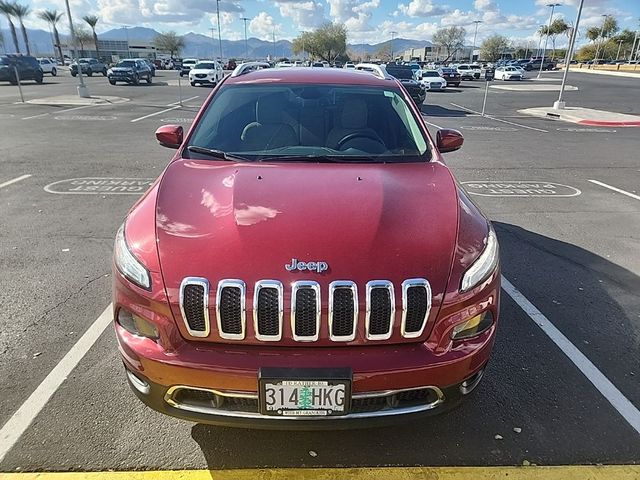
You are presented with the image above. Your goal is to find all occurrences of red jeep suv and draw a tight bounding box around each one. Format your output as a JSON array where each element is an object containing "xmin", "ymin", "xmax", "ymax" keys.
[{"xmin": 113, "ymin": 64, "xmax": 500, "ymax": 428}]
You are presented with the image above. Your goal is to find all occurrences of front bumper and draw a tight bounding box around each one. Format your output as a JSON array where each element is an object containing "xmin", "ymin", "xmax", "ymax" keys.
[
  {"xmin": 109, "ymin": 73, "xmax": 135, "ymax": 82},
  {"xmin": 190, "ymin": 75, "xmax": 217, "ymax": 84}
]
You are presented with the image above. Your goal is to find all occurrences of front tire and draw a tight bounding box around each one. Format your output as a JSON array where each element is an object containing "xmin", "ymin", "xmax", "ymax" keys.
[
  {"xmin": 87, "ymin": 69, "xmax": 93, "ymax": 77},
  {"xmin": 71, "ymin": 71, "xmax": 77, "ymax": 77},
  {"xmin": 132, "ymin": 74, "xmax": 139, "ymax": 86},
  {"xmin": 146, "ymin": 75, "xmax": 152, "ymax": 84},
  {"xmin": 190, "ymin": 81, "xmax": 196, "ymax": 86},
  {"xmin": 102, "ymin": 68, "xmax": 107, "ymax": 76},
  {"xmin": 35, "ymin": 73, "xmax": 44, "ymax": 84},
  {"xmin": 109, "ymin": 79, "xmax": 116, "ymax": 85},
  {"xmin": 51, "ymin": 68, "xmax": 57, "ymax": 76}
]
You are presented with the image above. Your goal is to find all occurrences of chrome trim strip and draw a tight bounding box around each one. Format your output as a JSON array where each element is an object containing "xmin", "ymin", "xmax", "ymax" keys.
[
  {"xmin": 179, "ymin": 277, "xmax": 210, "ymax": 338},
  {"xmin": 216, "ymin": 279, "xmax": 246, "ymax": 340},
  {"xmin": 328, "ymin": 280, "xmax": 358, "ymax": 342},
  {"xmin": 290, "ymin": 281, "xmax": 321, "ymax": 342},
  {"xmin": 253, "ymin": 280, "xmax": 284, "ymax": 342},
  {"xmin": 126, "ymin": 370, "xmax": 150, "ymax": 395},
  {"xmin": 166, "ymin": 385, "xmax": 258, "ymax": 400},
  {"xmin": 164, "ymin": 385, "xmax": 445, "ymax": 420},
  {"xmin": 365, "ymin": 280, "xmax": 395, "ymax": 341},
  {"xmin": 400, "ymin": 278, "xmax": 432, "ymax": 338},
  {"xmin": 460, "ymin": 369, "xmax": 484, "ymax": 395}
]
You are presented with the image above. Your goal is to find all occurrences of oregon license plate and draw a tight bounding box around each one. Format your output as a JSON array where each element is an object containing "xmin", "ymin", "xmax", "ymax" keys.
[{"xmin": 259, "ymin": 368, "xmax": 352, "ymax": 417}]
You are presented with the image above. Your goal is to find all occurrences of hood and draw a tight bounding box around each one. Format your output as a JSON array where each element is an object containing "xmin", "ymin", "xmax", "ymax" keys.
[{"xmin": 155, "ymin": 160, "xmax": 459, "ymax": 345}]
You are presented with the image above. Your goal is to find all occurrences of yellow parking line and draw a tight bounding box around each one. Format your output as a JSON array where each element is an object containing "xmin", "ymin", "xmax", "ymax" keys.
[{"xmin": 1, "ymin": 466, "xmax": 640, "ymax": 480}]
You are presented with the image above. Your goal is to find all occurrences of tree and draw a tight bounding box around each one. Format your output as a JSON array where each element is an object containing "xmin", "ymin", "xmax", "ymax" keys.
[
  {"xmin": 75, "ymin": 27, "xmax": 92, "ymax": 56},
  {"xmin": 154, "ymin": 31, "xmax": 185, "ymax": 58},
  {"xmin": 585, "ymin": 26, "xmax": 600, "ymax": 43},
  {"xmin": 480, "ymin": 34, "xmax": 509, "ymax": 62},
  {"xmin": 432, "ymin": 26, "xmax": 466, "ymax": 60},
  {"xmin": 83, "ymin": 15, "xmax": 100, "ymax": 60},
  {"xmin": 0, "ymin": 1, "xmax": 19, "ymax": 52},
  {"xmin": 292, "ymin": 23, "xmax": 347, "ymax": 63},
  {"xmin": 549, "ymin": 18, "xmax": 569, "ymax": 59},
  {"xmin": 38, "ymin": 9, "xmax": 64, "ymax": 63},
  {"xmin": 375, "ymin": 44, "xmax": 392, "ymax": 62},
  {"xmin": 11, "ymin": 2, "xmax": 30, "ymax": 55}
]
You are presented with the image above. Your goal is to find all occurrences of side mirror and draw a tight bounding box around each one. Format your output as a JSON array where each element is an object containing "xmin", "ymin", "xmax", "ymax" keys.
[
  {"xmin": 436, "ymin": 129, "xmax": 464, "ymax": 153},
  {"xmin": 155, "ymin": 125, "xmax": 183, "ymax": 149}
]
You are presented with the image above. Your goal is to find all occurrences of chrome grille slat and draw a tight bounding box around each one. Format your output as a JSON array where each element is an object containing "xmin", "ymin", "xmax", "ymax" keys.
[
  {"xmin": 291, "ymin": 281, "xmax": 321, "ymax": 342},
  {"xmin": 254, "ymin": 280, "xmax": 283, "ymax": 341},
  {"xmin": 179, "ymin": 277, "xmax": 210, "ymax": 338},
  {"xmin": 216, "ymin": 279, "xmax": 246, "ymax": 340},
  {"xmin": 365, "ymin": 280, "xmax": 395, "ymax": 340},
  {"xmin": 401, "ymin": 278, "xmax": 432, "ymax": 338},
  {"xmin": 329, "ymin": 281, "xmax": 358, "ymax": 342}
]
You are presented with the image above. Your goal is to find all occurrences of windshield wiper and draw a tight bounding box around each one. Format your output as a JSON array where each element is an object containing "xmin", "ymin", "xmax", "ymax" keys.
[
  {"xmin": 186, "ymin": 145, "xmax": 249, "ymax": 162},
  {"xmin": 256, "ymin": 154, "xmax": 386, "ymax": 163}
]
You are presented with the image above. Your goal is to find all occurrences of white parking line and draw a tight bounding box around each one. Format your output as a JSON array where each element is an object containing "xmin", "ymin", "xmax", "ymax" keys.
[
  {"xmin": 167, "ymin": 95, "xmax": 200, "ymax": 107},
  {"xmin": 450, "ymin": 102, "xmax": 548, "ymax": 133},
  {"xmin": 130, "ymin": 96, "xmax": 200, "ymax": 123},
  {"xmin": 22, "ymin": 104, "xmax": 96, "ymax": 120},
  {"xmin": 0, "ymin": 304, "xmax": 112, "ymax": 463},
  {"xmin": 588, "ymin": 180, "xmax": 640, "ymax": 201},
  {"xmin": 502, "ymin": 276, "xmax": 640, "ymax": 436},
  {"xmin": 0, "ymin": 174, "xmax": 31, "ymax": 189},
  {"xmin": 421, "ymin": 118, "xmax": 444, "ymax": 129}
]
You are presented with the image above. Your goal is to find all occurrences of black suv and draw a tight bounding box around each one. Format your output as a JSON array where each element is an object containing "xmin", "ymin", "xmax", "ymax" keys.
[
  {"xmin": 384, "ymin": 64, "xmax": 426, "ymax": 105},
  {"xmin": 523, "ymin": 58, "xmax": 556, "ymax": 71},
  {"xmin": 70, "ymin": 58, "xmax": 108, "ymax": 76},
  {"xmin": 0, "ymin": 54, "xmax": 44, "ymax": 84},
  {"xmin": 107, "ymin": 59, "xmax": 153, "ymax": 85}
]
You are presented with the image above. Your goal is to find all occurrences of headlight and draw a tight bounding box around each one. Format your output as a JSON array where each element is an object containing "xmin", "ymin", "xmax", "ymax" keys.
[
  {"xmin": 107, "ymin": 69, "xmax": 113, "ymax": 75},
  {"xmin": 460, "ymin": 227, "xmax": 499, "ymax": 292},
  {"xmin": 114, "ymin": 223, "xmax": 151, "ymax": 290}
]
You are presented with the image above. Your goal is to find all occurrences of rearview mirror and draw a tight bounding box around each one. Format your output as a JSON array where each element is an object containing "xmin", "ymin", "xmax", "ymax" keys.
[
  {"xmin": 155, "ymin": 125, "xmax": 183, "ymax": 149},
  {"xmin": 436, "ymin": 129, "xmax": 464, "ymax": 153}
]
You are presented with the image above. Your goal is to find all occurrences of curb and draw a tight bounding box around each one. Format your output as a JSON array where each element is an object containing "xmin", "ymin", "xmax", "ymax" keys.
[{"xmin": 578, "ymin": 119, "xmax": 640, "ymax": 127}]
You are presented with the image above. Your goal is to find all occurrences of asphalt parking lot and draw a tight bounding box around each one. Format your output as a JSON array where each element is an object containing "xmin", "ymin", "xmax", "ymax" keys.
[{"xmin": 0, "ymin": 69, "xmax": 639, "ymax": 474}]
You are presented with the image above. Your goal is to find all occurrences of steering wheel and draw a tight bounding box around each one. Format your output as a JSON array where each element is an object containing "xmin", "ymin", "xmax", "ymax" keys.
[{"xmin": 336, "ymin": 131, "xmax": 385, "ymax": 150}]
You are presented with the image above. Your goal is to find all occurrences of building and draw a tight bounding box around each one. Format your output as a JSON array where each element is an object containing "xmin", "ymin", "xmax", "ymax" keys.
[
  {"xmin": 62, "ymin": 39, "xmax": 157, "ymax": 62},
  {"xmin": 401, "ymin": 45, "xmax": 474, "ymax": 63}
]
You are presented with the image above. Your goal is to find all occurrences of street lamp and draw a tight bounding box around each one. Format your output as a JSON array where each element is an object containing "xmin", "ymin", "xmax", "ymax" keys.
[
  {"xmin": 470, "ymin": 20, "xmax": 482, "ymax": 62},
  {"xmin": 554, "ymin": 0, "xmax": 583, "ymax": 109},
  {"xmin": 241, "ymin": 17, "xmax": 250, "ymax": 60},
  {"xmin": 390, "ymin": 31, "xmax": 397, "ymax": 62},
  {"xmin": 64, "ymin": 0, "xmax": 89, "ymax": 97},
  {"xmin": 615, "ymin": 38, "xmax": 624, "ymax": 61},
  {"xmin": 538, "ymin": 3, "xmax": 561, "ymax": 79},
  {"xmin": 594, "ymin": 14, "xmax": 609, "ymax": 63},
  {"xmin": 215, "ymin": 0, "xmax": 223, "ymax": 62}
]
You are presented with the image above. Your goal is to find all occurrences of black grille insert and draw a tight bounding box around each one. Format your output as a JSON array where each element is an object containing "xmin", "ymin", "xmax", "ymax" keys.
[
  {"xmin": 182, "ymin": 283, "xmax": 207, "ymax": 333},
  {"xmin": 256, "ymin": 287, "xmax": 280, "ymax": 337},
  {"xmin": 368, "ymin": 287, "xmax": 392, "ymax": 337},
  {"xmin": 331, "ymin": 287, "xmax": 355, "ymax": 338},
  {"xmin": 294, "ymin": 287, "xmax": 318, "ymax": 338},
  {"xmin": 218, "ymin": 285, "xmax": 243, "ymax": 336},
  {"xmin": 404, "ymin": 285, "xmax": 429, "ymax": 334}
]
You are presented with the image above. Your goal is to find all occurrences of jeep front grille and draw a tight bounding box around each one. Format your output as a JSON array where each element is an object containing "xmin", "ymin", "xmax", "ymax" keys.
[{"xmin": 179, "ymin": 277, "xmax": 431, "ymax": 342}]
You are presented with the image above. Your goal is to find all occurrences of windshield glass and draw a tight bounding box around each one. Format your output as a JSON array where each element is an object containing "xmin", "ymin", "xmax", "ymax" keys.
[
  {"xmin": 195, "ymin": 63, "xmax": 216, "ymax": 69},
  {"xmin": 116, "ymin": 60, "xmax": 136, "ymax": 68},
  {"xmin": 0, "ymin": 57, "xmax": 9, "ymax": 65},
  {"xmin": 188, "ymin": 84, "xmax": 430, "ymax": 163},
  {"xmin": 386, "ymin": 68, "xmax": 414, "ymax": 80},
  {"xmin": 424, "ymin": 71, "xmax": 439, "ymax": 77}
]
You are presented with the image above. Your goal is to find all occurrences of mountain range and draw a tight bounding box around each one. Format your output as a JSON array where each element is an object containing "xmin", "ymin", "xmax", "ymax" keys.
[{"xmin": 1, "ymin": 25, "xmax": 432, "ymax": 59}]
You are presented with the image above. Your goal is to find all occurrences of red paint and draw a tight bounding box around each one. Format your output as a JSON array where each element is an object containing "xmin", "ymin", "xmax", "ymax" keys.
[{"xmin": 578, "ymin": 119, "xmax": 640, "ymax": 127}]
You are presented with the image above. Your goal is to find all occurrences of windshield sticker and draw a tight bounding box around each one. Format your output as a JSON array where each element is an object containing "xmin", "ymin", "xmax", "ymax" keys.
[{"xmin": 383, "ymin": 91, "xmax": 394, "ymax": 97}]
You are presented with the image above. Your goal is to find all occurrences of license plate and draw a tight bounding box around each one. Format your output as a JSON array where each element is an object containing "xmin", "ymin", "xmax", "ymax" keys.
[{"xmin": 259, "ymin": 368, "xmax": 351, "ymax": 417}]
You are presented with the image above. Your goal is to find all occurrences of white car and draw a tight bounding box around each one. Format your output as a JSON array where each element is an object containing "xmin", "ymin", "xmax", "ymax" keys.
[
  {"xmin": 293, "ymin": 61, "xmax": 304, "ymax": 67},
  {"xmin": 180, "ymin": 58, "xmax": 198, "ymax": 77},
  {"xmin": 37, "ymin": 58, "xmax": 57, "ymax": 76},
  {"xmin": 513, "ymin": 66, "xmax": 526, "ymax": 77},
  {"xmin": 188, "ymin": 61, "xmax": 224, "ymax": 87},
  {"xmin": 418, "ymin": 69, "xmax": 446, "ymax": 91},
  {"xmin": 343, "ymin": 62, "xmax": 355, "ymax": 69},
  {"xmin": 276, "ymin": 61, "xmax": 293, "ymax": 68},
  {"xmin": 494, "ymin": 66, "xmax": 523, "ymax": 81}
]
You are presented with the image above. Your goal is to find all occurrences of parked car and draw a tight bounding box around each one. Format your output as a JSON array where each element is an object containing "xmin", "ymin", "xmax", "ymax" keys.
[
  {"xmin": 114, "ymin": 66, "xmax": 500, "ymax": 428},
  {"xmin": 107, "ymin": 59, "xmax": 153, "ymax": 85},
  {"xmin": 225, "ymin": 60, "xmax": 237, "ymax": 70},
  {"xmin": 180, "ymin": 58, "xmax": 198, "ymax": 77},
  {"xmin": 189, "ymin": 61, "xmax": 224, "ymax": 87},
  {"xmin": 437, "ymin": 67, "xmax": 461, "ymax": 87},
  {"xmin": 153, "ymin": 59, "xmax": 164, "ymax": 70},
  {"xmin": 141, "ymin": 59, "xmax": 156, "ymax": 76},
  {"xmin": 418, "ymin": 70, "xmax": 447, "ymax": 91},
  {"xmin": 343, "ymin": 62, "xmax": 355, "ymax": 69},
  {"xmin": 456, "ymin": 64, "xmax": 480, "ymax": 80},
  {"xmin": 37, "ymin": 57, "xmax": 58, "ymax": 76},
  {"xmin": 494, "ymin": 66, "xmax": 523, "ymax": 81},
  {"xmin": 311, "ymin": 62, "xmax": 325, "ymax": 67},
  {"xmin": 276, "ymin": 61, "xmax": 294, "ymax": 68},
  {"xmin": 523, "ymin": 58, "xmax": 556, "ymax": 71},
  {"xmin": 385, "ymin": 63, "xmax": 426, "ymax": 105},
  {"xmin": 0, "ymin": 54, "xmax": 43, "ymax": 84},
  {"xmin": 70, "ymin": 58, "xmax": 107, "ymax": 77}
]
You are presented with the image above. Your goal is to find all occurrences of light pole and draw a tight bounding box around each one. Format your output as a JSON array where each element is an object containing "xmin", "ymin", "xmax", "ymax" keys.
[
  {"xmin": 615, "ymin": 38, "xmax": 624, "ymax": 61},
  {"xmin": 630, "ymin": 30, "xmax": 639, "ymax": 63},
  {"xmin": 538, "ymin": 3, "xmax": 561, "ymax": 79},
  {"xmin": 390, "ymin": 31, "xmax": 397, "ymax": 62},
  {"xmin": 594, "ymin": 14, "xmax": 608, "ymax": 63},
  {"xmin": 241, "ymin": 17, "xmax": 250, "ymax": 60},
  {"xmin": 299, "ymin": 30, "xmax": 306, "ymax": 61},
  {"xmin": 536, "ymin": 25, "xmax": 544, "ymax": 56},
  {"xmin": 554, "ymin": 0, "xmax": 583, "ymax": 109},
  {"xmin": 470, "ymin": 20, "xmax": 482, "ymax": 62},
  {"xmin": 272, "ymin": 27, "xmax": 276, "ymax": 61},
  {"xmin": 210, "ymin": 28, "xmax": 216, "ymax": 59},
  {"xmin": 215, "ymin": 0, "xmax": 223, "ymax": 62},
  {"xmin": 64, "ymin": 0, "xmax": 88, "ymax": 97}
]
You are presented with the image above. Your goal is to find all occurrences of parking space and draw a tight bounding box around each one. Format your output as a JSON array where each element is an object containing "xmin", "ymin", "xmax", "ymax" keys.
[{"xmin": 1, "ymin": 69, "xmax": 639, "ymax": 473}]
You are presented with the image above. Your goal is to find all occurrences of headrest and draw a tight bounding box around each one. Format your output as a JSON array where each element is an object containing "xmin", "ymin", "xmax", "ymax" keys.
[
  {"xmin": 340, "ymin": 98, "xmax": 368, "ymax": 129},
  {"xmin": 256, "ymin": 95, "xmax": 285, "ymax": 124}
]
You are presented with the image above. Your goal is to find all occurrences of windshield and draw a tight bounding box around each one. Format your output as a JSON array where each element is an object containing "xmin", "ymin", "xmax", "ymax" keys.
[
  {"xmin": 386, "ymin": 68, "xmax": 414, "ymax": 80},
  {"xmin": 0, "ymin": 57, "xmax": 9, "ymax": 65},
  {"xmin": 116, "ymin": 60, "xmax": 136, "ymax": 68},
  {"xmin": 424, "ymin": 71, "xmax": 439, "ymax": 77},
  {"xmin": 195, "ymin": 63, "xmax": 216, "ymax": 69},
  {"xmin": 187, "ymin": 84, "xmax": 430, "ymax": 163}
]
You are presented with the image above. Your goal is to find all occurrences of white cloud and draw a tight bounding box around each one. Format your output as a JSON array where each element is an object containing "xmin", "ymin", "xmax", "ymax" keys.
[
  {"xmin": 276, "ymin": 1, "xmax": 327, "ymax": 29},
  {"xmin": 397, "ymin": 0, "xmax": 447, "ymax": 18},
  {"xmin": 249, "ymin": 11, "xmax": 281, "ymax": 41}
]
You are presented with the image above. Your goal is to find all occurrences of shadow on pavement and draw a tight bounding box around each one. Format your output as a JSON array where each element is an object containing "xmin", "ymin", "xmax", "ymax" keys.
[
  {"xmin": 189, "ymin": 222, "xmax": 640, "ymax": 468},
  {"xmin": 420, "ymin": 104, "xmax": 469, "ymax": 117}
]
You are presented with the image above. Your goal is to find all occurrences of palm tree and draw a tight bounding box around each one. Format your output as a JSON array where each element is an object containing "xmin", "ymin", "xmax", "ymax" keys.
[
  {"xmin": 82, "ymin": 15, "xmax": 99, "ymax": 60},
  {"xmin": 38, "ymin": 9, "xmax": 64, "ymax": 64},
  {"xmin": 11, "ymin": 2, "xmax": 30, "ymax": 55},
  {"xmin": 0, "ymin": 0, "xmax": 19, "ymax": 52}
]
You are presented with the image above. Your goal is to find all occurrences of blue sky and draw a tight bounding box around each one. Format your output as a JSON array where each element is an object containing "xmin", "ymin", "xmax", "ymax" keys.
[{"xmin": 24, "ymin": 0, "xmax": 640, "ymax": 45}]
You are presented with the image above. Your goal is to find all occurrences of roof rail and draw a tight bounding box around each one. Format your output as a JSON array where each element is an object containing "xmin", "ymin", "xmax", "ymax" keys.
[
  {"xmin": 354, "ymin": 63, "xmax": 393, "ymax": 80},
  {"xmin": 231, "ymin": 62, "xmax": 272, "ymax": 77}
]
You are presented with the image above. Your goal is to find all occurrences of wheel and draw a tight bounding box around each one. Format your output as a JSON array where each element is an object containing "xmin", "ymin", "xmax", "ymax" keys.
[
  {"xmin": 9, "ymin": 77, "xmax": 17, "ymax": 85},
  {"xmin": 35, "ymin": 73, "xmax": 43, "ymax": 84},
  {"xmin": 180, "ymin": 72, "xmax": 184, "ymax": 77},
  {"xmin": 109, "ymin": 79, "xmax": 116, "ymax": 85},
  {"xmin": 146, "ymin": 75, "xmax": 152, "ymax": 84},
  {"xmin": 190, "ymin": 81, "xmax": 196, "ymax": 86},
  {"xmin": 71, "ymin": 71, "xmax": 77, "ymax": 77},
  {"xmin": 132, "ymin": 74, "xmax": 139, "ymax": 85},
  {"xmin": 102, "ymin": 68, "xmax": 107, "ymax": 76},
  {"xmin": 87, "ymin": 69, "xmax": 92, "ymax": 77},
  {"xmin": 51, "ymin": 68, "xmax": 57, "ymax": 76}
]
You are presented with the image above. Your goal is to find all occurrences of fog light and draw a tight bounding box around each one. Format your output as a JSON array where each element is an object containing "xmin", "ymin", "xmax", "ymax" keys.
[
  {"xmin": 117, "ymin": 309, "xmax": 159, "ymax": 340},
  {"xmin": 451, "ymin": 311, "xmax": 493, "ymax": 340}
]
